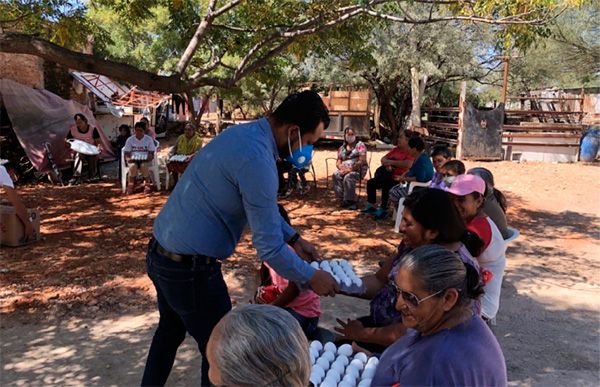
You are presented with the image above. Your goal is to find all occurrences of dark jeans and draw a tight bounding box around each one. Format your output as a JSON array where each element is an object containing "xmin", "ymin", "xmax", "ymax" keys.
[
  {"xmin": 367, "ymin": 166, "xmax": 397, "ymax": 208},
  {"xmin": 284, "ymin": 307, "xmax": 319, "ymax": 339},
  {"xmin": 141, "ymin": 241, "xmax": 232, "ymax": 386}
]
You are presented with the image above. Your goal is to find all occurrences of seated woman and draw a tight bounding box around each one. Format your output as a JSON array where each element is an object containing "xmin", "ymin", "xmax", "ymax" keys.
[
  {"xmin": 383, "ymin": 136, "xmax": 434, "ymax": 219},
  {"xmin": 66, "ymin": 113, "xmax": 102, "ymax": 184},
  {"xmin": 334, "ymin": 188, "xmax": 482, "ymax": 353},
  {"xmin": 207, "ymin": 304, "xmax": 310, "ymax": 387},
  {"xmin": 372, "ymin": 245, "xmax": 507, "ymax": 387},
  {"xmin": 445, "ymin": 174, "xmax": 507, "ymax": 322},
  {"xmin": 123, "ymin": 121, "xmax": 157, "ymax": 194},
  {"xmin": 332, "ymin": 127, "xmax": 368, "ymax": 210},
  {"xmin": 468, "ymin": 167, "xmax": 510, "ymax": 239},
  {"xmin": 363, "ymin": 130, "xmax": 415, "ymax": 215},
  {"xmin": 167, "ymin": 122, "xmax": 203, "ymax": 187}
]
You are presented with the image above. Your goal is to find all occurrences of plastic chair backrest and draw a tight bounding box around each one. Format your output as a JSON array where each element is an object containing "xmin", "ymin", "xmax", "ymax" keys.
[{"xmin": 504, "ymin": 227, "xmax": 520, "ymax": 244}]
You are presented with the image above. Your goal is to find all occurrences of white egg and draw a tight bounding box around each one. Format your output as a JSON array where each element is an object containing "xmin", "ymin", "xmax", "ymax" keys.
[
  {"xmin": 310, "ymin": 340, "xmax": 323, "ymax": 352},
  {"xmin": 329, "ymin": 259, "xmax": 339, "ymax": 267},
  {"xmin": 342, "ymin": 374, "xmax": 357, "ymax": 386},
  {"xmin": 345, "ymin": 365, "xmax": 360, "ymax": 379},
  {"xmin": 321, "ymin": 351, "xmax": 335, "ymax": 363},
  {"xmin": 319, "ymin": 378, "xmax": 337, "ymax": 387},
  {"xmin": 310, "ymin": 347, "xmax": 320, "ymax": 358},
  {"xmin": 366, "ymin": 357, "xmax": 379, "ymax": 367},
  {"xmin": 339, "ymin": 258, "xmax": 349, "ymax": 266},
  {"xmin": 330, "ymin": 361, "xmax": 345, "ymax": 374},
  {"xmin": 310, "ymin": 261, "xmax": 320, "ymax": 269},
  {"xmin": 320, "ymin": 260, "xmax": 330, "ymax": 269},
  {"xmin": 337, "ymin": 343, "xmax": 353, "ymax": 357},
  {"xmin": 310, "ymin": 352, "xmax": 316, "ymax": 365},
  {"xmin": 312, "ymin": 364, "xmax": 325, "ymax": 378},
  {"xmin": 310, "ymin": 373, "xmax": 322, "ymax": 386},
  {"xmin": 349, "ymin": 359, "xmax": 364, "ymax": 371},
  {"xmin": 336, "ymin": 354, "xmax": 350, "ymax": 366},
  {"xmin": 357, "ymin": 378, "xmax": 372, "ymax": 387},
  {"xmin": 339, "ymin": 381, "xmax": 354, "ymax": 387},
  {"xmin": 343, "ymin": 277, "xmax": 352, "ymax": 287},
  {"xmin": 352, "ymin": 277, "xmax": 363, "ymax": 287},
  {"xmin": 316, "ymin": 357, "xmax": 330, "ymax": 371},
  {"xmin": 362, "ymin": 367, "xmax": 375, "ymax": 380},
  {"xmin": 325, "ymin": 369, "xmax": 341, "ymax": 383},
  {"xmin": 353, "ymin": 352, "xmax": 368, "ymax": 364},
  {"xmin": 324, "ymin": 341, "xmax": 337, "ymax": 353}
]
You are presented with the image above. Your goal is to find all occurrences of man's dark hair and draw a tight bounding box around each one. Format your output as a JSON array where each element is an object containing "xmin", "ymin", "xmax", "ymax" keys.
[
  {"xmin": 74, "ymin": 113, "xmax": 87, "ymax": 122},
  {"xmin": 271, "ymin": 90, "xmax": 330, "ymax": 135},
  {"xmin": 442, "ymin": 160, "xmax": 466, "ymax": 175},
  {"xmin": 134, "ymin": 121, "xmax": 146, "ymax": 130},
  {"xmin": 408, "ymin": 136, "xmax": 425, "ymax": 151},
  {"xmin": 431, "ymin": 145, "xmax": 451, "ymax": 159}
]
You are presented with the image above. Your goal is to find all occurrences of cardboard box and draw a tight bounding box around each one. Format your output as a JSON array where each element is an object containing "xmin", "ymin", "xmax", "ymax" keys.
[{"xmin": 0, "ymin": 205, "xmax": 41, "ymax": 247}]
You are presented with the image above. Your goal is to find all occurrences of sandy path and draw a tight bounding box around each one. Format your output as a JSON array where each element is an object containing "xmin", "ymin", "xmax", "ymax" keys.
[{"xmin": 1, "ymin": 147, "xmax": 599, "ymax": 386}]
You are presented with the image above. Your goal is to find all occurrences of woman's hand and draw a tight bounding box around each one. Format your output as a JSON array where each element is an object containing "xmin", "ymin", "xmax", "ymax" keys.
[{"xmin": 334, "ymin": 318, "xmax": 365, "ymax": 341}]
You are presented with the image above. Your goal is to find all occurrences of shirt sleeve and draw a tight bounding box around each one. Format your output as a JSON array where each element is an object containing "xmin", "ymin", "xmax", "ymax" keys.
[
  {"xmin": 236, "ymin": 157, "xmax": 315, "ymax": 283},
  {"xmin": 122, "ymin": 138, "xmax": 132, "ymax": 152},
  {"xmin": 0, "ymin": 166, "xmax": 14, "ymax": 188},
  {"xmin": 281, "ymin": 217, "xmax": 296, "ymax": 241}
]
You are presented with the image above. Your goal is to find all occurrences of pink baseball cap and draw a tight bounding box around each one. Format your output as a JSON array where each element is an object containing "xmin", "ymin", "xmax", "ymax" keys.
[{"xmin": 444, "ymin": 174, "xmax": 486, "ymax": 196}]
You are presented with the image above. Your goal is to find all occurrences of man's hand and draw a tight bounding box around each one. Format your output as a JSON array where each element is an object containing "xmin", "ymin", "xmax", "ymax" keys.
[
  {"xmin": 291, "ymin": 236, "xmax": 321, "ymax": 262},
  {"xmin": 334, "ymin": 318, "xmax": 365, "ymax": 341},
  {"xmin": 309, "ymin": 270, "xmax": 338, "ymax": 297}
]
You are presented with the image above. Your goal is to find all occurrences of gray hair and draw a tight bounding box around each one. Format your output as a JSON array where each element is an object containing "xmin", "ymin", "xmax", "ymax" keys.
[
  {"xmin": 468, "ymin": 167, "xmax": 494, "ymax": 189},
  {"xmin": 399, "ymin": 245, "xmax": 484, "ymax": 307},
  {"xmin": 210, "ymin": 304, "xmax": 310, "ymax": 386}
]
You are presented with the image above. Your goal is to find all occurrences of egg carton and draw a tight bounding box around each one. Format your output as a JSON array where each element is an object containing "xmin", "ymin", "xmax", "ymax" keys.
[
  {"xmin": 310, "ymin": 259, "xmax": 365, "ymax": 295},
  {"xmin": 309, "ymin": 341, "xmax": 378, "ymax": 387},
  {"xmin": 130, "ymin": 152, "xmax": 149, "ymax": 161},
  {"xmin": 169, "ymin": 154, "xmax": 188, "ymax": 162}
]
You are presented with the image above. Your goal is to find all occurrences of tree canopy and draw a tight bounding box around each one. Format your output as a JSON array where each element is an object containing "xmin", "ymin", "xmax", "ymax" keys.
[{"xmin": 0, "ymin": 0, "xmax": 583, "ymax": 95}]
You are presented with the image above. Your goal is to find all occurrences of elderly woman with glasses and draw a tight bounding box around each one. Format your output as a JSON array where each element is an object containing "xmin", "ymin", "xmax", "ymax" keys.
[
  {"xmin": 206, "ymin": 304, "xmax": 311, "ymax": 387},
  {"xmin": 334, "ymin": 188, "xmax": 483, "ymax": 352},
  {"xmin": 372, "ymin": 244, "xmax": 507, "ymax": 386}
]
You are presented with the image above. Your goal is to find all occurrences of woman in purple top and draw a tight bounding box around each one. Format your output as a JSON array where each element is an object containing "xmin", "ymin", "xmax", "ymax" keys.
[
  {"xmin": 372, "ymin": 245, "xmax": 507, "ymax": 387},
  {"xmin": 335, "ymin": 189, "xmax": 483, "ymax": 353}
]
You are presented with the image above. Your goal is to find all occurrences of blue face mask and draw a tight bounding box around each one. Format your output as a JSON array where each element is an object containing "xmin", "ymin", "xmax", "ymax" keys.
[{"xmin": 285, "ymin": 129, "xmax": 313, "ymax": 169}]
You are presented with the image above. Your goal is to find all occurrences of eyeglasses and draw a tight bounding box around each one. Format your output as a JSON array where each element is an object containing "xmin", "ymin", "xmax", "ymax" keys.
[{"xmin": 391, "ymin": 282, "xmax": 445, "ymax": 309}]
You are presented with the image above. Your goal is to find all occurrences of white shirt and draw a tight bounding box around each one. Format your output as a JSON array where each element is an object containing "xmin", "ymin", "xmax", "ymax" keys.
[
  {"xmin": 479, "ymin": 217, "xmax": 507, "ymax": 320},
  {"xmin": 0, "ymin": 166, "xmax": 14, "ymax": 188},
  {"xmin": 123, "ymin": 135, "xmax": 156, "ymax": 153}
]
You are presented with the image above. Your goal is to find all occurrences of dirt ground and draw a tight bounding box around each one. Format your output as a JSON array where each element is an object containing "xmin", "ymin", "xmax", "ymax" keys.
[{"xmin": 1, "ymin": 145, "xmax": 599, "ymax": 386}]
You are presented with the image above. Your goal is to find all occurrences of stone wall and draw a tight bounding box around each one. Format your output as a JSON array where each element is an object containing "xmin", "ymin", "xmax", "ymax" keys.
[{"xmin": 0, "ymin": 53, "xmax": 45, "ymax": 88}]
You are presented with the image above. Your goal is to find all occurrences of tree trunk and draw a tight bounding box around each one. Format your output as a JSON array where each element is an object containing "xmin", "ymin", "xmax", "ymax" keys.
[
  {"xmin": 373, "ymin": 98, "xmax": 381, "ymax": 139},
  {"xmin": 409, "ymin": 67, "xmax": 428, "ymax": 129}
]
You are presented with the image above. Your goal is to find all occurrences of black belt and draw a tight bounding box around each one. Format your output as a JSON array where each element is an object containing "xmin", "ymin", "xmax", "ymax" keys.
[{"xmin": 151, "ymin": 238, "xmax": 218, "ymax": 266}]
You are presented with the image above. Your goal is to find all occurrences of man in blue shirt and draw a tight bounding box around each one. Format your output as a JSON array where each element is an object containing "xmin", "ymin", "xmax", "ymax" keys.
[{"xmin": 141, "ymin": 91, "xmax": 338, "ymax": 386}]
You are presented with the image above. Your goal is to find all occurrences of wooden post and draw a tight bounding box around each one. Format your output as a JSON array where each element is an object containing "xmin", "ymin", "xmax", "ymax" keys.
[
  {"xmin": 456, "ymin": 81, "xmax": 467, "ymax": 159},
  {"xmin": 501, "ymin": 57, "xmax": 510, "ymax": 104}
]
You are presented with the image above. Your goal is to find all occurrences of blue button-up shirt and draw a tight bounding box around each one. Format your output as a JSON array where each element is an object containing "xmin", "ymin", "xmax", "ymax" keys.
[{"xmin": 153, "ymin": 118, "xmax": 316, "ymax": 283}]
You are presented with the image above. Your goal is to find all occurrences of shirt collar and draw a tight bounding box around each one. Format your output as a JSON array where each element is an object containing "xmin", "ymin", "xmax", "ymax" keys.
[{"xmin": 258, "ymin": 117, "xmax": 279, "ymax": 160}]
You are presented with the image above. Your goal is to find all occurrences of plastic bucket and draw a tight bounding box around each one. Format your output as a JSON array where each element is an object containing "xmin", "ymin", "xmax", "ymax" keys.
[{"xmin": 580, "ymin": 127, "xmax": 600, "ymax": 162}]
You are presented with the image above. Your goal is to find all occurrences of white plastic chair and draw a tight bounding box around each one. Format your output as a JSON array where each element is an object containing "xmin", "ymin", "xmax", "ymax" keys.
[
  {"xmin": 121, "ymin": 140, "xmax": 161, "ymax": 193},
  {"xmin": 504, "ymin": 226, "xmax": 520, "ymax": 244},
  {"xmin": 393, "ymin": 181, "xmax": 431, "ymax": 233}
]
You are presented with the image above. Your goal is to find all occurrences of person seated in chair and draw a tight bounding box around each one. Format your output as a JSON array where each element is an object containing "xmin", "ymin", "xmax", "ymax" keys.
[
  {"xmin": 332, "ymin": 127, "xmax": 368, "ymax": 210},
  {"xmin": 167, "ymin": 122, "xmax": 203, "ymax": 187},
  {"xmin": 66, "ymin": 113, "xmax": 102, "ymax": 184},
  {"xmin": 123, "ymin": 121, "xmax": 156, "ymax": 195},
  {"xmin": 363, "ymin": 130, "xmax": 415, "ymax": 216},
  {"xmin": 380, "ymin": 136, "xmax": 433, "ymax": 219}
]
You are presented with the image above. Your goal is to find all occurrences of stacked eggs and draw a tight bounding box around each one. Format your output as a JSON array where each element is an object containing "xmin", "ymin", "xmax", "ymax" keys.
[
  {"xmin": 310, "ymin": 259, "xmax": 362, "ymax": 288},
  {"xmin": 309, "ymin": 341, "xmax": 378, "ymax": 387}
]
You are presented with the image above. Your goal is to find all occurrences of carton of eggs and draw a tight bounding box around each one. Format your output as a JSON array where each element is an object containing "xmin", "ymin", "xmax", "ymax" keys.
[
  {"xmin": 309, "ymin": 341, "xmax": 378, "ymax": 387},
  {"xmin": 311, "ymin": 259, "xmax": 364, "ymax": 294}
]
